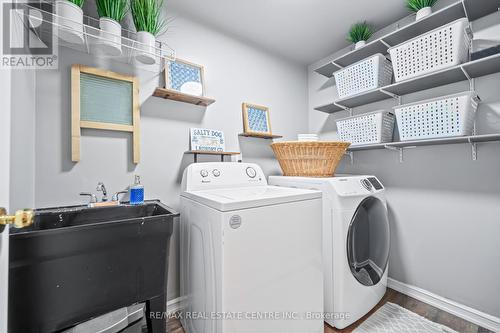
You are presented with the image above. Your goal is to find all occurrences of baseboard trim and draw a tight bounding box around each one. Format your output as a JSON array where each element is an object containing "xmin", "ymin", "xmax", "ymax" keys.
[
  {"xmin": 388, "ymin": 278, "xmax": 500, "ymax": 332},
  {"xmin": 167, "ymin": 296, "xmax": 186, "ymax": 315}
]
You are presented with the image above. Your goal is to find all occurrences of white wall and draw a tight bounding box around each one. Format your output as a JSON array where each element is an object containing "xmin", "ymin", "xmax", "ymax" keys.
[
  {"xmin": 13, "ymin": 0, "xmax": 499, "ymax": 321},
  {"xmin": 308, "ymin": 13, "xmax": 500, "ymax": 318},
  {"xmin": 9, "ymin": 70, "xmax": 36, "ymax": 210},
  {"xmin": 13, "ymin": 12, "xmax": 308, "ymax": 301},
  {"xmin": 0, "ymin": 63, "xmax": 11, "ymax": 333}
]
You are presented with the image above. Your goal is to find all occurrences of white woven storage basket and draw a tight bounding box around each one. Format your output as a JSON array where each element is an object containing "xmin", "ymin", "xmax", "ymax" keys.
[
  {"xmin": 394, "ymin": 91, "xmax": 479, "ymax": 141},
  {"xmin": 334, "ymin": 54, "xmax": 393, "ymax": 99},
  {"xmin": 389, "ymin": 18, "xmax": 470, "ymax": 82},
  {"xmin": 336, "ymin": 110, "xmax": 395, "ymax": 146}
]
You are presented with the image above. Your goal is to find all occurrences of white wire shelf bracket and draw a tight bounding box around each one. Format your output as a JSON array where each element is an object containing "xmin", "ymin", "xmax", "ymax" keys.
[{"xmin": 24, "ymin": 1, "xmax": 175, "ymax": 73}]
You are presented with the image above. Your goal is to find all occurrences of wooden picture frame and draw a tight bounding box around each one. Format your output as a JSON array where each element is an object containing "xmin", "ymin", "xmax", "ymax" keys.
[
  {"xmin": 71, "ymin": 64, "xmax": 140, "ymax": 164},
  {"xmin": 164, "ymin": 58, "xmax": 206, "ymax": 96},
  {"xmin": 242, "ymin": 103, "xmax": 273, "ymax": 136}
]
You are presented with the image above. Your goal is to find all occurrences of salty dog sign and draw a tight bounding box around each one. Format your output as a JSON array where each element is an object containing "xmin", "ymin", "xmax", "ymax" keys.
[{"xmin": 190, "ymin": 128, "xmax": 225, "ymax": 152}]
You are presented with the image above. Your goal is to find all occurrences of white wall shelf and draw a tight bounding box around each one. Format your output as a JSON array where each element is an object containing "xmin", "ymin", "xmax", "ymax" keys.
[
  {"xmin": 346, "ymin": 134, "xmax": 500, "ymax": 162},
  {"xmin": 314, "ymin": 0, "xmax": 500, "ymax": 78},
  {"xmin": 348, "ymin": 134, "xmax": 500, "ymax": 151},
  {"xmin": 26, "ymin": 1, "xmax": 175, "ymax": 73},
  {"xmin": 314, "ymin": 53, "xmax": 500, "ymax": 114},
  {"xmin": 462, "ymin": 0, "xmax": 500, "ymax": 23}
]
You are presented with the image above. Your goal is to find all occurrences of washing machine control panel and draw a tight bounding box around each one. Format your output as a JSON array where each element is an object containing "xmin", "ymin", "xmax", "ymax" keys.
[
  {"xmin": 182, "ymin": 162, "xmax": 267, "ymax": 191},
  {"xmin": 246, "ymin": 167, "xmax": 257, "ymax": 178}
]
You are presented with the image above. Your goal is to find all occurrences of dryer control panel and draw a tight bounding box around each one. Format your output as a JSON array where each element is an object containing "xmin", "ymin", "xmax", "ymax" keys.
[
  {"xmin": 181, "ymin": 162, "xmax": 267, "ymax": 191},
  {"xmin": 367, "ymin": 177, "xmax": 383, "ymax": 190},
  {"xmin": 360, "ymin": 177, "xmax": 383, "ymax": 191},
  {"xmin": 332, "ymin": 175, "xmax": 384, "ymax": 196},
  {"xmin": 268, "ymin": 175, "xmax": 385, "ymax": 198}
]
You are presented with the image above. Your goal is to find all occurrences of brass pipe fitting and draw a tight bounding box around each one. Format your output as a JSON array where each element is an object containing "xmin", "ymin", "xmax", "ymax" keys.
[{"xmin": 0, "ymin": 208, "xmax": 34, "ymax": 228}]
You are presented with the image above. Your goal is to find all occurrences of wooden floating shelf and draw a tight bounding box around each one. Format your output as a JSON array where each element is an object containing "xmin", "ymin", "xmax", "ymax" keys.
[
  {"xmin": 238, "ymin": 133, "xmax": 283, "ymax": 139},
  {"xmin": 314, "ymin": 0, "xmax": 498, "ymax": 77},
  {"xmin": 153, "ymin": 88, "xmax": 216, "ymax": 106},
  {"xmin": 314, "ymin": 53, "xmax": 500, "ymax": 114},
  {"xmin": 185, "ymin": 150, "xmax": 240, "ymax": 162}
]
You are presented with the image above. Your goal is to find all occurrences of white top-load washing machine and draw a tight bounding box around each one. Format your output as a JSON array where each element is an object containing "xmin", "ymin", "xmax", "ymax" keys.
[
  {"xmin": 269, "ymin": 175, "xmax": 390, "ymax": 329},
  {"xmin": 180, "ymin": 162, "xmax": 324, "ymax": 333}
]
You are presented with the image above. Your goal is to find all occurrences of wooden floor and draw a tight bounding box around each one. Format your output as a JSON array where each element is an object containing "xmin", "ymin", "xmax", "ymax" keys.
[
  {"xmin": 323, "ymin": 288, "xmax": 493, "ymax": 333},
  {"xmin": 166, "ymin": 288, "xmax": 494, "ymax": 333}
]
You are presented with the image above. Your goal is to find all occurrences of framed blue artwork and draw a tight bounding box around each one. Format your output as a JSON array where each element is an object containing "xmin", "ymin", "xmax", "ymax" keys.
[
  {"xmin": 165, "ymin": 58, "xmax": 205, "ymax": 96},
  {"xmin": 242, "ymin": 103, "xmax": 273, "ymax": 136}
]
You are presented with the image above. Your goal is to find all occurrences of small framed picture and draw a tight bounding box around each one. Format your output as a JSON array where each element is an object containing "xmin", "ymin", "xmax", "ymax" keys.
[
  {"xmin": 190, "ymin": 128, "xmax": 225, "ymax": 152},
  {"xmin": 242, "ymin": 103, "xmax": 273, "ymax": 136},
  {"xmin": 165, "ymin": 59, "xmax": 205, "ymax": 96}
]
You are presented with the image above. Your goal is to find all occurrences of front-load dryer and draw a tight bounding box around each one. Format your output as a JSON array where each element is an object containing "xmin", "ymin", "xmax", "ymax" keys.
[
  {"xmin": 269, "ymin": 175, "xmax": 390, "ymax": 329},
  {"xmin": 180, "ymin": 162, "xmax": 324, "ymax": 333}
]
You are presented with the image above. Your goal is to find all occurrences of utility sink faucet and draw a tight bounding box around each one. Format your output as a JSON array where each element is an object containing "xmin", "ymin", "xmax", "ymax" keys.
[
  {"xmin": 112, "ymin": 190, "xmax": 128, "ymax": 203},
  {"xmin": 96, "ymin": 182, "xmax": 108, "ymax": 202},
  {"xmin": 79, "ymin": 192, "xmax": 97, "ymax": 205},
  {"xmin": 81, "ymin": 183, "xmax": 128, "ymax": 207},
  {"xmin": 80, "ymin": 182, "xmax": 108, "ymax": 206}
]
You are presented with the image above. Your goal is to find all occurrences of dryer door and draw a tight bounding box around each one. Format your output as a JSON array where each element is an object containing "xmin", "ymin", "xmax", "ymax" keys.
[{"xmin": 347, "ymin": 196, "xmax": 390, "ymax": 286}]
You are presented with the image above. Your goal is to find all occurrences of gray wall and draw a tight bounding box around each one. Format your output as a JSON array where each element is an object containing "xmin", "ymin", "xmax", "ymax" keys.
[
  {"xmin": 10, "ymin": 13, "xmax": 308, "ymax": 301},
  {"xmin": 10, "ymin": 0, "xmax": 500, "ymax": 319},
  {"xmin": 1, "ymin": 57, "xmax": 12, "ymax": 333},
  {"xmin": 9, "ymin": 70, "xmax": 36, "ymax": 211},
  {"xmin": 308, "ymin": 12, "xmax": 500, "ymax": 318}
]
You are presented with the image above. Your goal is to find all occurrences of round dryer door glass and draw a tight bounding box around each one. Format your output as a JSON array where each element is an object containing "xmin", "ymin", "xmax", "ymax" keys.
[{"xmin": 347, "ymin": 196, "xmax": 390, "ymax": 286}]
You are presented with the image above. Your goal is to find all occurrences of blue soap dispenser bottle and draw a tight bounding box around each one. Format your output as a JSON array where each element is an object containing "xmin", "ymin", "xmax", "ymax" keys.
[{"xmin": 129, "ymin": 175, "xmax": 144, "ymax": 205}]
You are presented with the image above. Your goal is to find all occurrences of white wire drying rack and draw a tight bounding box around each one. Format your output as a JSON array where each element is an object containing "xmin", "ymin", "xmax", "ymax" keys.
[{"xmin": 21, "ymin": 0, "xmax": 175, "ymax": 73}]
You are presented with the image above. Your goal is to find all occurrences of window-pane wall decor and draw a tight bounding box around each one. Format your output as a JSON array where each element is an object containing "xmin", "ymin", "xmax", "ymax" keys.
[{"xmin": 71, "ymin": 64, "xmax": 140, "ymax": 163}]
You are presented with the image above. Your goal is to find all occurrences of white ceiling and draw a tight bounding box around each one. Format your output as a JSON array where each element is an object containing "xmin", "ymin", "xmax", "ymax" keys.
[{"xmin": 167, "ymin": 0, "xmax": 409, "ymax": 65}]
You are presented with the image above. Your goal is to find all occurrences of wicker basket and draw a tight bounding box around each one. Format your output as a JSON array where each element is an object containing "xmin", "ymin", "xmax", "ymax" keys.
[{"xmin": 271, "ymin": 141, "xmax": 351, "ymax": 177}]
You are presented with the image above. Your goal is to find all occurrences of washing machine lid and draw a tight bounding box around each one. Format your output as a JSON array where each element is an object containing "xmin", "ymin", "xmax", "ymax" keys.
[{"xmin": 182, "ymin": 186, "xmax": 321, "ymax": 211}]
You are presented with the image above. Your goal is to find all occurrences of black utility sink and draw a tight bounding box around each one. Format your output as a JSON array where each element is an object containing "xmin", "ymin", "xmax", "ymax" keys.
[{"xmin": 9, "ymin": 200, "xmax": 178, "ymax": 333}]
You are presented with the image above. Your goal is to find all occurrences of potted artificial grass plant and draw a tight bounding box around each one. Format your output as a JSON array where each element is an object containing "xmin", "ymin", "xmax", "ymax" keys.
[
  {"xmin": 348, "ymin": 22, "xmax": 372, "ymax": 50},
  {"xmin": 407, "ymin": 0, "xmax": 439, "ymax": 21},
  {"xmin": 95, "ymin": 0, "xmax": 128, "ymax": 55},
  {"xmin": 55, "ymin": 0, "xmax": 85, "ymax": 44},
  {"xmin": 131, "ymin": 0, "xmax": 166, "ymax": 64}
]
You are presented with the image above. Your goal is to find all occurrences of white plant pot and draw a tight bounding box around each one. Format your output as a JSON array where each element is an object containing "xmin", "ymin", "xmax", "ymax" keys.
[
  {"xmin": 355, "ymin": 40, "xmax": 366, "ymax": 49},
  {"xmin": 55, "ymin": 0, "xmax": 84, "ymax": 45},
  {"xmin": 96, "ymin": 17, "xmax": 122, "ymax": 56},
  {"xmin": 135, "ymin": 31, "xmax": 157, "ymax": 65},
  {"xmin": 416, "ymin": 7, "xmax": 432, "ymax": 21}
]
